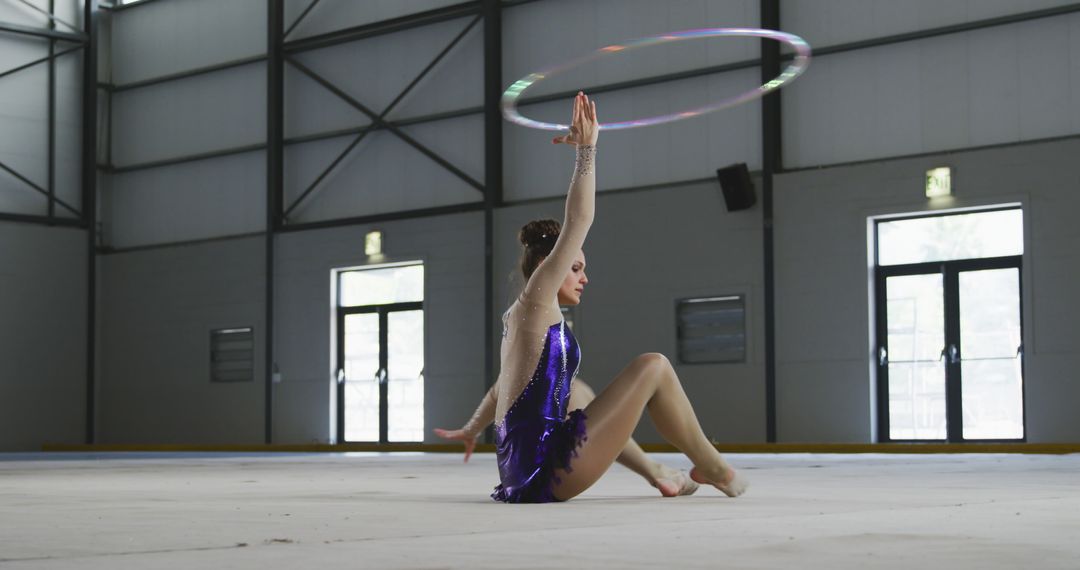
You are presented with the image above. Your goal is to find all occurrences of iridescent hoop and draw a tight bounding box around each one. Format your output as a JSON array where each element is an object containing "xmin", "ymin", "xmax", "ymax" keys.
[{"xmin": 501, "ymin": 28, "xmax": 812, "ymax": 131}]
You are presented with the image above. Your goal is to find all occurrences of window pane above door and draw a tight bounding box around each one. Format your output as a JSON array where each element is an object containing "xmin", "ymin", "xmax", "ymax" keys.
[
  {"xmin": 340, "ymin": 263, "xmax": 424, "ymax": 306},
  {"xmin": 878, "ymin": 209, "xmax": 1023, "ymax": 266}
]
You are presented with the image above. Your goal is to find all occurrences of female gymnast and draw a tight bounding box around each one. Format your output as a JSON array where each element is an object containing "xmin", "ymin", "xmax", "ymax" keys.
[{"xmin": 435, "ymin": 92, "xmax": 748, "ymax": 503}]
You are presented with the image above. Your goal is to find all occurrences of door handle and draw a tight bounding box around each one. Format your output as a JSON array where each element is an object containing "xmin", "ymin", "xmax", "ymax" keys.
[
  {"xmin": 336, "ymin": 368, "xmax": 345, "ymax": 384},
  {"xmin": 376, "ymin": 367, "xmax": 388, "ymax": 385},
  {"xmin": 946, "ymin": 344, "xmax": 959, "ymax": 364},
  {"xmin": 1016, "ymin": 344, "xmax": 1024, "ymax": 359},
  {"xmin": 878, "ymin": 346, "xmax": 888, "ymax": 367}
]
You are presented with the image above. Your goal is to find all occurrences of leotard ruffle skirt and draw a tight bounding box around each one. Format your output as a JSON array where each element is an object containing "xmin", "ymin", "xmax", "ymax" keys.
[{"xmin": 491, "ymin": 409, "xmax": 588, "ymax": 503}]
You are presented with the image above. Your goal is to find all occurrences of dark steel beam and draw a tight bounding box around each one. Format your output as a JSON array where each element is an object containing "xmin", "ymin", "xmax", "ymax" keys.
[
  {"xmin": 82, "ymin": 0, "xmax": 99, "ymax": 445},
  {"xmin": 519, "ymin": 59, "xmax": 760, "ymax": 108},
  {"xmin": 285, "ymin": 56, "xmax": 485, "ymax": 192},
  {"xmin": 0, "ymin": 20, "xmax": 86, "ymax": 42},
  {"xmin": 283, "ymin": 105, "xmax": 486, "ymax": 145},
  {"xmin": 266, "ymin": 0, "xmax": 285, "ymax": 445},
  {"xmin": 482, "ymin": 0, "xmax": 501, "ymax": 444},
  {"xmin": 47, "ymin": 0, "xmax": 56, "ymax": 219},
  {"xmin": 106, "ymin": 55, "xmax": 267, "ymax": 93},
  {"xmin": 104, "ymin": 84, "xmax": 112, "ymax": 167},
  {"xmin": 283, "ymin": 1, "xmax": 481, "ymax": 54},
  {"xmin": 0, "ymin": 44, "xmax": 81, "ymax": 81},
  {"xmin": 97, "ymin": 231, "xmax": 265, "ymax": 255},
  {"xmin": 283, "ymin": 15, "xmax": 480, "ymax": 219},
  {"xmin": 761, "ymin": 0, "xmax": 779, "ymax": 444},
  {"xmin": 276, "ymin": 202, "xmax": 485, "ymax": 233},
  {"xmin": 503, "ymin": 175, "xmax": 719, "ymax": 208},
  {"xmin": 283, "ymin": 0, "xmax": 321, "ymax": 39},
  {"xmin": 0, "ymin": 211, "xmax": 84, "ymax": 226},
  {"xmin": 105, "ymin": 143, "xmax": 267, "ymax": 173},
  {"xmin": 787, "ymin": 132, "xmax": 1080, "ymax": 173},
  {"xmin": 809, "ymin": 2, "xmax": 1080, "ymax": 60}
]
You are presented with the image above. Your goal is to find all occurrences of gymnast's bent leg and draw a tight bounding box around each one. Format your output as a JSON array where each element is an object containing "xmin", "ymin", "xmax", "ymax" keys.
[
  {"xmin": 553, "ymin": 353, "xmax": 747, "ymax": 501},
  {"xmin": 568, "ymin": 378, "xmax": 697, "ymax": 497}
]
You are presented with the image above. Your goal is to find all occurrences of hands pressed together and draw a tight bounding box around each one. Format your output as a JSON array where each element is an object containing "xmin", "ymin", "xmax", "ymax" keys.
[{"xmin": 552, "ymin": 91, "xmax": 599, "ymax": 146}]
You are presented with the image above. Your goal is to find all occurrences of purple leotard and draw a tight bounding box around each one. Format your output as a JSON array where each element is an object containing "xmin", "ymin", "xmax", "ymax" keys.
[{"xmin": 492, "ymin": 320, "xmax": 588, "ymax": 503}]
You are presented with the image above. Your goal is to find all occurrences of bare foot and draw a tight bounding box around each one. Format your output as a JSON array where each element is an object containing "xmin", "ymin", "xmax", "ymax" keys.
[
  {"xmin": 689, "ymin": 464, "xmax": 748, "ymax": 498},
  {"xmin": 651, "ymin": 466, "xmax": 699, "ymax": 497}
]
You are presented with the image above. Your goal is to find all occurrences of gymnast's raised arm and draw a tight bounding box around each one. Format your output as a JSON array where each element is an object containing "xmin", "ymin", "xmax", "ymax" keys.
[{"xmin": 521, "ymin": 92, "xmax": 599, "ymax": 305}]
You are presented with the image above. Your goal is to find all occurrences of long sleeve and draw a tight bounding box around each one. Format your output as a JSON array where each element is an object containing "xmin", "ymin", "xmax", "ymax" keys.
[
  {"xmin": 521, "ymin": 144, "xmax": 596, "ymax": 303},
  {"xmin": 462, "ymin": 383, "xmax": 498, "ymax": 437}
]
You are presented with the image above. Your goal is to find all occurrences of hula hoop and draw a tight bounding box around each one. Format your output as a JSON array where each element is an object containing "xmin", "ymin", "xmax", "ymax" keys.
[{"xmin": 501, "ymin": 28, "xmax": 812, "ymax": 131}]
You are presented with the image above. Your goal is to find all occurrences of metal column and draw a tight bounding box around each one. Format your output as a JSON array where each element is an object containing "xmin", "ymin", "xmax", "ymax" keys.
[
  {"xmin": 482, "ymin": 0, "xmax": 502, "ymax": 442},
  {"xmin": 83, "ymin": 0, "xmax": 99, "ymax": 444},
  {"xmin": 265, "ymin": 0, "xmax": 285, "ymax": 444},
  {"xmin": 761, "ymin": 0, "xmax": 780, "ymax": 443}
]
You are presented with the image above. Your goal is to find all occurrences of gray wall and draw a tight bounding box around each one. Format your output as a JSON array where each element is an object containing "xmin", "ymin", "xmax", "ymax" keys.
[
  {"xmin": 774, "ymin": 137, "xmax": 1080, "ymax": 443},
  {"xmin": 0, "ymin": 223, "xmax": 87, "ymax": 451},
  {"xmin": 96, "ymin": 212, "xmax": 484, "ymax": 444},
  {"xmin": 98, "ymin": 236, "xmax": 265, "ymax": 444},
  {"xmin": 6, "ymin": 1, "xmax": 1080, "ymax": 449}
]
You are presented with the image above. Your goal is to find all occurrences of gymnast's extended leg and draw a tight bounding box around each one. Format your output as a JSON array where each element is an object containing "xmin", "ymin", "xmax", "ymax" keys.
[
  {"xmin": 553, "ymin": 353, "xmax": 747, "ymax": 501},
  {"xmin": 568, "ymin": 379, "xmax": 697, "ymax": 497}
]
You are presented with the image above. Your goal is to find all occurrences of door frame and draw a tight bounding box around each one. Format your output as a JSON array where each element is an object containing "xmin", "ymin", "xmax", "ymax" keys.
[{"xmin": 336, "ymin": 300, "xmax": 423, "ymax": 444}]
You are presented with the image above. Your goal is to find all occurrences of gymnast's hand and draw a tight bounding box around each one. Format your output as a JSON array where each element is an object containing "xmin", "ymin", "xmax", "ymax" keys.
[
  {"xmin": 552, "ymin": 91, "xmax": 599, "ymax": 146},
  {"xmin": 433, "ymin": 428, "xmax": 477, "ymax": 463}
]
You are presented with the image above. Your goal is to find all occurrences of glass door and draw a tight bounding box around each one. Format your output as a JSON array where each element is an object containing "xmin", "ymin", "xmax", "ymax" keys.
[
  {"xmin": 387, "ymin": 309, "xmax": 424, "ymax": 442},
  {"xmin": 958, "ymin": 268, "xmax": 1024, "ymax": 440},
  {"xmin": 882, "ymin": 272, "xmax": 947, "ymax": 440},
  {"xmin": 337, "ymin": 302, "xmax": 424, "ymax": 443},
  {"xmin": 876, "ymin": 258, "xmax": 1024, "ymax": 442},
  {"xmin": 341, "ymin": 313, "xmax": 381, "ymax": 442}
]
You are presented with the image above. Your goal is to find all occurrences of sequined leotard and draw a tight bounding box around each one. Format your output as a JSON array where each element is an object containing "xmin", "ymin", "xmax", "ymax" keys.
[
  {"xmin": 491, "ymin": 319, "xmax": 587, "ymax": 503},
  {"xmin": 482, "ymin": 144, "xmax": 596, "ymax": 503}
]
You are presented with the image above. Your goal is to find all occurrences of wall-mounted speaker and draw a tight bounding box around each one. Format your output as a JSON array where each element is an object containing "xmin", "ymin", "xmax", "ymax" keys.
[{"xmin": 716, "ymin": 163, "xmax": 756, "ymax": 212}]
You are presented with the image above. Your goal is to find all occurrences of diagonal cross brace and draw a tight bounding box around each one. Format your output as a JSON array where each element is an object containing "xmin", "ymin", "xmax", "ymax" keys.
[
  {"xmin": 0, "ymin": 158, "xmax": 81, "ymax": 217},
  {"xmin": 284, "ymin": 15, "xmax": 482, "ymax": 218},
  {"xmin": 0, "ymin": 44, "xmax": 81, "ymax": 80},
  {"xmin": 285, "ymin": 57, "xmax": 485, "ymax": 195},
  {"xmin": 284, "ymin": 58, "xmax": 484, "ymax": 207},
  {"xmin": 283, "ymin": 0, "xmax": 321, "ymax": 40}
]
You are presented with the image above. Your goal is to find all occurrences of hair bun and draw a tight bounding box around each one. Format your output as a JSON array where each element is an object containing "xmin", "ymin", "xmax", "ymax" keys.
[{"xmin": 518, "ymin": 219, "xmax": 561, "ymax": 254}]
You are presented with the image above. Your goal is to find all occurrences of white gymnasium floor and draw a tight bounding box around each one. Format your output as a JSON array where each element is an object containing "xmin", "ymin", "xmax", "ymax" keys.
[{"xmin": 1, "ymin": 451, "xmax": 1078, "ymax": 569}]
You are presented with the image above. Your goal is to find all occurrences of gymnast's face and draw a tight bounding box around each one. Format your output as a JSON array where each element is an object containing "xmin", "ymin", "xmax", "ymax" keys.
[{"xmin": 556, "ymin": 250, "xmax": 588, "ymax": 306}]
